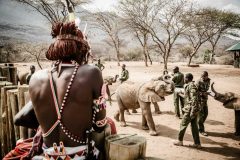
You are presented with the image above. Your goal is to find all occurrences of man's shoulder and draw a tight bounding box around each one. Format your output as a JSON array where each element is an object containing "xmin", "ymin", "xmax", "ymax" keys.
[
  {"xmin": 189, "ymin": 82, "xmax": 198, "ymax": 89},
  {"xmin": 179, "ymin": 72, "xmax": 184, "ymax": 76},
  {"xmin": 81, "ymin": 64, "xmax": 102, "ymax": 76},
  {"xmin": 186, "ymin": 82, "xmax": 197, "ymax": 90},
  {"xmin": 29, "ymin": 69, "xmax": 49, "ymax": 90}
]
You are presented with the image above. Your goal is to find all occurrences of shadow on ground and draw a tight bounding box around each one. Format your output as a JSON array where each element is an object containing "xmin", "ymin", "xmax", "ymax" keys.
[
  {"xmin": 205, "ymin": 119, "xmax": 224, "ymax": 125},
  {"xmin": 208, "ymin": 131, "xmax": 240, "ymax": 141},
  {"xmin": 127, "ymin": 121, "xmax": 240, "ymax": 159}
]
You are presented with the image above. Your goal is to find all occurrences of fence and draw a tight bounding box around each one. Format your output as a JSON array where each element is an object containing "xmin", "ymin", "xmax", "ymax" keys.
[{"xmin": 0, "ymin": 64, "xmax": 30, "ymax": 158}]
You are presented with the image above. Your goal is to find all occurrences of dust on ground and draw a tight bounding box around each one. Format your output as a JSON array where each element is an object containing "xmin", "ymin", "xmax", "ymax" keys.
[{"xmin": 15, "ymin": 61, "xmax": 240, "ymax": 160}]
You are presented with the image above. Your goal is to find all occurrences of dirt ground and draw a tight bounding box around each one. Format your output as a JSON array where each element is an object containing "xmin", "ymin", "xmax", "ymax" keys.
[{"xmin": 16, "ymin": 61, "xmax": 240, "ymax": 160}]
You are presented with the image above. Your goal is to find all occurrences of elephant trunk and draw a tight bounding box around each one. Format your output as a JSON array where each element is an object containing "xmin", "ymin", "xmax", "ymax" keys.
[
  {"xmin": 113, "ymin": 74, "xmax": 119, "ymax": 83},
  {"xmin": 211, "ymin": 82, "xmax": 227, "ymax": 103},
  {"xmin": 211, "ymin": 82, "xmax": 218, "ymax": 95}
]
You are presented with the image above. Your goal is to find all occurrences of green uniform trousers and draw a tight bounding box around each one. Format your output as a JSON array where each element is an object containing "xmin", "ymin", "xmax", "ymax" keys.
[
  {"xmin": 198, "ymin": 101, "xmax": 208, "ymax": 132},
  {"xmin": 174, "ymin": 90, "xmax": 184, "ymax": 117},
  {"xmin": 178, "ymin": 112, "xmax": 201, "ymax": 145},
  {"xmin": 235, "ymin": 110, "xmax": 240, "ymax": 135}
]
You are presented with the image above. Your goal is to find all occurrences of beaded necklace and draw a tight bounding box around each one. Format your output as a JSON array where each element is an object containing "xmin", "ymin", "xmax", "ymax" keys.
[{"xmin": 44, "ymin": 61, "xmax": 94, "ymax": 145}]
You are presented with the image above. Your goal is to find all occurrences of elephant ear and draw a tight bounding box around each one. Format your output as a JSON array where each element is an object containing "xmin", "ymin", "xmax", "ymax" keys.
[{"xmin": 138, "ymin": 81, "xmax": 163, "ymax": 103}]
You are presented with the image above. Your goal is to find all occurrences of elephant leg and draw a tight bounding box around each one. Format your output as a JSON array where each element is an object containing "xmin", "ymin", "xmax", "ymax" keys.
[
  {"xmin": 132, "ymin": 109, "xmax": 138, "ymax": 113},
  {"xmin": 120, "ymin": 108, "xmax": 127, "ymax": 127},
  {"xmin": 114, "ymin": 110, "xmax": 120, "ymax": 122},
  {"xmin": 153, "ymin": 102, "xmax": 161, "ymax": 114},
  {"xmin": 125, "ymin": 109, "xmax": 131, "ymax": 115},
  {"xmin": 139, "ymin": 100, "xmax": 157, "ymax": 136},
  {"xmin": 142, "ymin": 115, "xmax": 149, "ymax": 130},
  {"xmin": 116, "ymin": 95, "xmax": 127, "ymax": 127}
]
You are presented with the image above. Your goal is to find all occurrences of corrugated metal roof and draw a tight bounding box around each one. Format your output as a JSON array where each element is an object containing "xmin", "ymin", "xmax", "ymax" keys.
[{"xmin": 226, "ymin": 42, "xmax": 240, "ymax": 51}]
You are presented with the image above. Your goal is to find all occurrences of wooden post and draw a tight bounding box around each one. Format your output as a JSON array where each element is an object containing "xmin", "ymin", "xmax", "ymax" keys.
[
  {"xmin": 9, "ymin": 67, "xmax": 18, "ymax": 85},
  {"xmin": 7, "ymin": 89, "xmax": 19, "ymax": 150},
  {"xmin": 17, "ymin": 85, "xmax": 29, "ymax": 139},
  {"xmin": 1, "ymin": 67, "xmax": 10, "ymax": 82},
  {"xmin": 7, "ymin": 89, "xmax": 18, "ymax": 149},
  {"xmin": 0, "ymin": 77, "xmax": 7, "ymax": 81},
  {"xmin": 0, "ymin": 85, "xmax": 17, "ymax": 157},
  {"xmin": 0, "ymin": 81, "xmax": 13, "ymax": 158}
]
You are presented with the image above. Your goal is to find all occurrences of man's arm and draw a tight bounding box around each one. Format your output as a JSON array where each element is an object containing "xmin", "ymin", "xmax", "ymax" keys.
[
  {"xmin": 189, "ymin": 85, "xmax": 199, "ymax": 119},
  {"xmin": 14, "ymin": 101, "xmax": 39, "ymax": 129},
  {"xmin": 91, "ymin": 67, "xmax": 107, "ymax": 132}
]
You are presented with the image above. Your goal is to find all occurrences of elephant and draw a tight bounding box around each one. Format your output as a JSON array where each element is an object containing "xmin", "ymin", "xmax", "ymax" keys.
[
  {"xmin": 17, "ymin": 71, "xmax": 29, "ymax": 85},
  {"xmin": 114, "ymin": 75, "xmax": 175, "ymax": 136},
  {"xmin": 211, "ymin": 82, "xmax": 240, "ymax": 136},
  {"xmin": 104, "ymin": 74, "xmax": 119, "ymax": 85},
  {"xmin": 103, "ymin": 75, "xmax": 119, "ymax": 104},
  {"xmin": 17, "ymin": 65, "xmax": 36, "ymax": 85}
]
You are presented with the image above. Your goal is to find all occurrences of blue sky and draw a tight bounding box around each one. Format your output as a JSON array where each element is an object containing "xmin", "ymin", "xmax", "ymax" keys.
[{"xmin": 83, "ymin": 0, "xmax": 240, "ymax": 13}]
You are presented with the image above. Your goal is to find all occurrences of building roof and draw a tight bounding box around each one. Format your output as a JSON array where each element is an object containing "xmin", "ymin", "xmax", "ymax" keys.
[{"xmin": 226, "ymin": 42, "xmax": 240, "ymax": 52}]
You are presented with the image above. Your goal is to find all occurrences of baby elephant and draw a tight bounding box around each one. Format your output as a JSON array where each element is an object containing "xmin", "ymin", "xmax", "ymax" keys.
[{"xmin": 114, "ymin": 75, "xmax": 174, "ymax": 136}]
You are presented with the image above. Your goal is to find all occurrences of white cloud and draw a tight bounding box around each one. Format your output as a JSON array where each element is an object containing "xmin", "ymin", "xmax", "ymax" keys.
[
  {"xmin": 82, "ymin": 0, "xmax": 118, "ymax": 12},
  {"xmin": 222, "ymin": 3, "xmax": 240, "ymax": 13},
  {"xmin": 82, "ymin": 0, "xmax": 240, "ymax": 13}
]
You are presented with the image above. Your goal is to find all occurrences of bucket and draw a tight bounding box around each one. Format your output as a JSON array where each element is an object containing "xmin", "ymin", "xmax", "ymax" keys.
[{"xmin": 105, "ymin": 134, "xmax": 146, "ymax": 160}]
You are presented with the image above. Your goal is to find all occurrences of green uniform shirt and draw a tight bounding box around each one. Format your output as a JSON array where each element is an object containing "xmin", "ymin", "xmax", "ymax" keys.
[
  {"xmin": 196, "ymin": 78, "xmax": 210, "ymax": 100},
  {"xmin": 183, "ymin": 81, "xmax": 199, "ymax": 117},
  {"xmin": 120, "ymin": 69, "xmax": 129, "ymax": 82},
  {"xmin": 172, "ymin": 72, "xmax": 184, "ymax": 88}
]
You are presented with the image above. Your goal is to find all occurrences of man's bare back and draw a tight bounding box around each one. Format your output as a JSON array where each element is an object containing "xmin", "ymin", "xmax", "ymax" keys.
[{"xmin": 29, "ymin": 64, "xmax": 103, "ymax": 147}]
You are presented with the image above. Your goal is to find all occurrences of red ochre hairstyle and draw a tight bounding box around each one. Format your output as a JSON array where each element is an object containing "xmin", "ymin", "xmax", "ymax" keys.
[{"xmin": 46, "ymin": 22, "xmax": 90, "ymax": 64}]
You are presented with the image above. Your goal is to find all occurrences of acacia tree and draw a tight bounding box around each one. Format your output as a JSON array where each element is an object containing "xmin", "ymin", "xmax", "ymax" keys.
[
  {"xmin": 91, "ymin": 12, "xmax": 124, "ymax": 66},
  {"xmin": 204, "ymin": 9, "xmax": 240, "ymax": 64},
  {"xmin": 14, "ymin": 0, "xmax": 91, "ymax": 24},
  {"xmin": 0, "ymin": 43, "xmax": 18, "ymax": 63},
  {"xmin": 183, "ymin": 8, "xmax": 221, "ymax": 66},
  {"xmin": 118, "ymin": 0, "xmax": 164, "ymax": 66},
  {"xmin": 21, "ymin": 43, "xmax": 48, "ymax": 69},
  {"xmin": 145, "ymin": 0, "xmax": 192, "ymax": 69}
]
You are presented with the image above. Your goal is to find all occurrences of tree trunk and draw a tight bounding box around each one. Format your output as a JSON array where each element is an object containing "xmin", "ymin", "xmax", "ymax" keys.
[
  {"xmin": 146, "ymin": 46, "xmax": 152, "ymax": 65},
  {"xmin": 143, "ymin": 36, "xmax": 148, "ymax": 67},
  {"xmin": 209, "ymin": 45, "xmax": 216, "ymax": 64},
  {"xmin": 147, "ymin": 53, "xmax": 152, "ymax": 65},
  {"xmin": 116, "ymin": 49, "xmax": 120, "ymax": 66},
  {"xmin": 188, "ymin": 56, "xmax": 193, "ymax": 66},
  {"xmin": 36, "ymin": 57, "xmax": 43, "ymax": 69},
  {"xmin": 163, "ymin": 58, "xmax": 167, "ymax": 70},
  {"xmin": 144, "ymin": 54, "xmax": 148, "ymax": 67}
]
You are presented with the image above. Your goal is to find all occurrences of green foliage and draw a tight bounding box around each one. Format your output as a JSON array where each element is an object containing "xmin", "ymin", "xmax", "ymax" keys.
[
  {"xmin": 179, "ymin": 46, "xmax": 193, "ymax": 58},
  {"xmin": 123, "ymin": 48, "xmax": 143, "ymax": 61},
  {"xmin": 203, "ymin": 49, "xmax": 211, "ymax": 64}
]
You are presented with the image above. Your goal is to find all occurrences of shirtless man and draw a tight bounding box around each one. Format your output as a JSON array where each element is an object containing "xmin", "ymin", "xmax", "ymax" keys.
[{"xmin": 5, "ymin": 22, "xmax": 115, "ymax": 159}]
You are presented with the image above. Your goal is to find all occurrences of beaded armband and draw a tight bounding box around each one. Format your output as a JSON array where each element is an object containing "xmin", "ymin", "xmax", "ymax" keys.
[{"xmin": 92, "ymin": 96, "xmax": 107, "ymax": 128}]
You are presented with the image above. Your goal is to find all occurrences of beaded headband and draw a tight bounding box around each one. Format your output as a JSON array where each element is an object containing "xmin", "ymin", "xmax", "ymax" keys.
[{"xmin": 56, "ymin": 34, "xmax": 88, "ymax": 46}]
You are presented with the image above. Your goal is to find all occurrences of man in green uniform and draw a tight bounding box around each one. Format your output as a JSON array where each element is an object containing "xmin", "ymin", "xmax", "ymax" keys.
[
  {"xmin": 119, "ymin": 64, "xmax": 129, "ymax": 83},
  {"xmin": 172, "ymin": 66, "xmax": 184, "ymax": 118},
  {"xmin": 95, "ymin": 59, "xmax": 105, "ymax": 71},
  {"xmin": 26, "ymin": 65, "xmax": 36, "ymax": 85},
  {"xmin": 174, "ymin": 73, "xmax": 201, "ymax": 148},
  {"xmin": 196, "ymin": 71, "xmax": 210, "ymax": 136}
]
